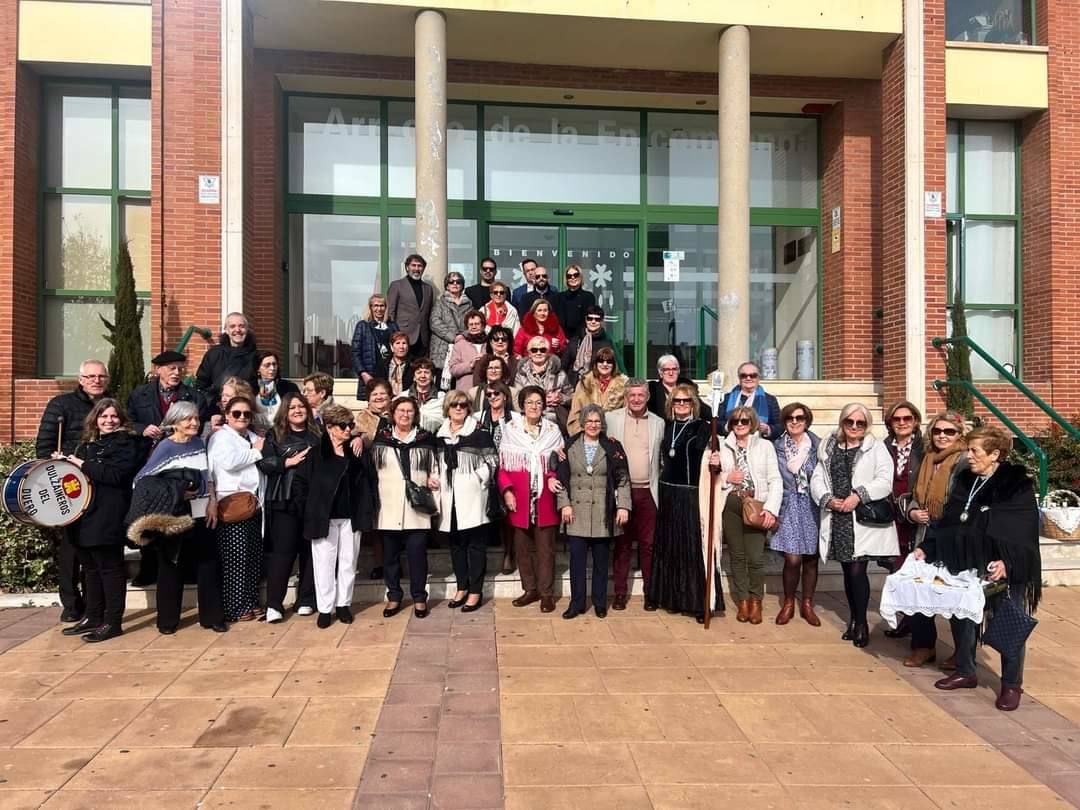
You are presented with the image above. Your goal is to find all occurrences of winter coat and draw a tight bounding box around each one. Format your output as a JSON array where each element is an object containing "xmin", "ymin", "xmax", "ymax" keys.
[
  {"xmin": 127, "ymin": 381, "xmax": 198, "ymax": 440},
  {"xmin": 518, "ymin": 286, "xmax": 559, "ymax": 318},
  {"xmin": 386, "ymin": 275, "xmax": 435, "ymax": 348},
  {"xmin": 448, "ymin": 337, "xmax": 488, "ymax": 392},
  {"xmin": 125, "ymin": 475, "xmax": 197, "ymax": 546},
  {"xmin": 70, "ymin": 431, "xmax": 141, "ymax": 547},
  {"xmin": 429, "ymin": 294, "xmax": 474, "ymax": 369},
  {"xmin": 555, "ymin": 434, "xmax": 631, "ymax": 538},
  {"xmin": 567, "ymin": 373, "xmax": 628, "ymax": 436},
  {"xmin": 195, "ymin": 331, "xmax": 258, "ymax": 406},
  {"xmin": 35, "ymin": 386, "xmax": 99, "ymax": 458},
  {"xmin": 721, "ymin": 385, "xmax": 783, "ymax": 441},
  {"xmin": 207, "ymin": 425, "xmax": 265, "ymax": 503},
  {"xmin": 553, "ymin": 287, "xmax": 597, "ymax": 341},
  {"xmin": 810, "ymin": 433, "xmax": 899, "ymax": 560},
  {"xmin": 513, "ymin": 310, "xmax": 567, "ymax": 358},
  {"xmin": 562, "ymin": 328, "xmax": 614, "ymax": 387},
  {"xmin": 256, "ymin": 429, "xmax": 319, "ymax": 509},
  {"xmin": 497, "ymin": 423, "xmax": 563, "ymax": 530},
  {"xmin": 299, "ymin": 431, "xmax": 378, "ymax": 540},
  {"xmin": 716, "ymin": 432, "xmax": 784, "ymax": 517},
  {"xmin": 371, "ymin": 425, "xmax": 440, "ymax": 531},
  {"xmin": 512, "ymin": 356, "xmax": 572, "ymax": 425},
  {"xmin": 605, "ymin": 408, "xmax": 665, "ymax": 504},
  {"xmin": 351, "ymin": 318, "xmax": 399, "ymax": 398},
  {"xmin": 647, "ymin": 378, "xmax": 712, "ymax": 421},
  {"xmin": 436, "ymin": 417, "xmax": 497, "ymax": 532}
]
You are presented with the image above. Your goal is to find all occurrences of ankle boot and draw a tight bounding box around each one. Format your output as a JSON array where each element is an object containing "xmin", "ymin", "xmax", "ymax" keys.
[
  {"xmin": 775, "ymin": 597, "xmax": 796, "ymax": 625},
  {"xmin": 736, "ymin": 599, "xmax": 750, "ymax": 623},
  {"xmin": 748, "ymin": 597, "xmax": 763, "ymax": 625},
  {"xmin": 842, "ymin": 618, "xmax": 856, "ymax": 641},
  {"xmin": 800, "ymin": 598, "xmax": 821, "ymax": 627}
]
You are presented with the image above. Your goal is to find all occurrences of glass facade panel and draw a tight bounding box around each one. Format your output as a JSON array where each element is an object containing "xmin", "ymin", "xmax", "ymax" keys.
[
  {"xmin": 388, "ymin": 102, "xmax": 478, "ymax": 200},
  {"xmin": 750, "ymin": 225, "xmax": 819, "ymax": 378},
  {"xmin": 946, "ymin": 120, "xmax": 959, "ymax": 214},
  {"xmin": 963, "ymin": 121, "xmax": 1016, "ymax": 215},
  {"xmin": 484, "ymin": 106, "xmax": 640, "ymax": 204},
  {"xmin": 123, "ymin": 199, "xmax": 151, "ymax": 291},
  {"xmin": 966, "ymin": 310, "xmax": 1016, "ymax": 379},
  {"xmin": 45, "ymin": 85, "xmax": 112, "ymax": 189},
  {"xmin": 963, "ymin": 221, "xmax": 1015, "ymax": 305},
  {"xmin": 44, "ymin": 195, "xmax": 112, "ymax": 291},
  {"xmin": 565, "ymin": 226, "xmax": 636, "ymax": 370},
  {"xmin": 288, "ymin": 97, "xmax": 380, "ymax": 197},
  {"xmin": 288, "ymin": 214, "xmax": 380, "ymax": 377},
  {"xmin": 750, "ymin": 116, "xmax": 818, "ymax": 209},
  {"xmin": 488, "ymin": 224, "xmax": 559, "ymax": 289},
  {"xmin": 647, "ymin": 112, "xmax": 718, "ymax": 206},
  {"xmin": 946, "ymin": 0, "xmax": 1032, "ymax": 44},
  {"xmin": 119, "ymin": 88, "xmax": 151, "ymax": 191},
  {"xmin": 387, "ymin": 217, "xmax": 478, "ymax": 281},
  {"xmin": 42, "ymin": 297, "xmax": 150, "ymax": 377}
]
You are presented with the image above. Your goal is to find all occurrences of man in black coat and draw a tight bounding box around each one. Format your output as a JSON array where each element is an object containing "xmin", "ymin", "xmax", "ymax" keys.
[
  {"xmin": 34, "ymin": 358, "xmax": 110, "ymax": 622},
  {"xmin": 465, "ymin": 257, "xmax": 498, "ymax": 309},
  {"xmin": 195, "ymin": 312, "xmax": 258, "ymax": 412},
  {"xmin": 517, "ymin": 265, "xmax": 558, "ymax": 317},
  {"xmin": 553, "ymin": 265, "xmax": 596, "ymax": 341}
]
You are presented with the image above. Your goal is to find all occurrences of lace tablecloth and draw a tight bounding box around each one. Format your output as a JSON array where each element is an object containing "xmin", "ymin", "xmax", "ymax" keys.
[{"xmin": 879, "ymin": 557, "xmax": 986, "ymax": 629}]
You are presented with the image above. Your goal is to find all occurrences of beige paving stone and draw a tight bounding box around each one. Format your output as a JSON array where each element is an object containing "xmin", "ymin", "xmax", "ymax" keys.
[
  {"xmin": 0, "ymin": 791, "xmax": 53, "ymax": 809},
  {"xmin": 272, "ymin": 621, "xmax": 349, "ymax": 648},
  {"xmin": 550, "ymin": 619, "xmax": 618, "ymax": 646},
  {"xmin": 286, "ymin": 698, "xmax": 382, "ymax": 746},
  {"xmin": 646, "ymin": 695, "xmax": 747, "ymax": 742},
  {"xmin": 681, "ymin": 643, "xmax": 788, "ymax": 668},
  {"xmin": 0, "ymin": 749, "xmax": 93, "ymax": 790},
  {"xmin": 774, "ymin": 642, "xmax": 881, "ymax": 668},
  {"xmin": 791, "ymin": 786, "xmax": 938, "ymax": 809},
  {"xmin": 199, "ymin": 788, "xmax": 356, "ymax": 809},
  {"xmin": 0, "ymin": 652, "xmax": 96, "ymax": 675},
  {"xmin": 202, "ymin": 625, "xmax": 289, "ymax": 649},
  {"xmin": 142, "ymin": 629, "xmax": 218, "ymax": 652},
  {"xmin": 798, "ymin": 666, "xmax": 921, "ymax": 696},
  {"xmin": 599, "ymin": 667, "xmax": 712, "ymax": 695},
  {"xmin": 1033, "ymin": 696, "xmax": 1080, "ymax": 726},
  {"xmin": 67, "ymin": 747, "xmax": 234, "ymax": 790},
  {"xmin": 858, "ymin": 696, "xmax": 983, "ymax": 745},
  {"xmin": 214, "ymin": 746, "xmax": 368, "ymax": 789},
  {"xmin": 160, "ymin": 670, "xmax": 286, "ymax": 699},
  {"xmin": 629, "ymin": 741, "xmax": 777, "ymax": 785},
  {"xmin": 109, "ymin": 698, "xmax": 228, "ymax": 748},
  {"xmin": 1018, "ymin": 668, "xmax": 1080, "ymax": 696},
  {"xmin": 930, "ymin": 785, "xmax": 1074, "ymax": 809},
  {"xmin": 572, "ymin": 695, "xmax": 665, "ymax": 741},
  {"xmin": 590, "ymin": 644, "xmax": 692, "ymax": 669},
  {"xmin": 496, "ymin": 645, "xmax": 592, "ymax": 668},
  {"xmin": 274, "ymin": 669, "xmax": 391, "ymax": 698},
  {"xmin": 17, "ymin": 699, "xmax": 149, "ymax": 748},
  {"xmin": 699, "ymin": 666, "xmax": 817, "ymax": 694},
  {"xmin": 190, "ymin": 648, "xmax": 301, "ymax": 671},
  {"xmin": 11, "ymin": 630, "xmax": 148, "ymax": 653},
  {"xmin": 607, "ymin": 619, "xmax": 681, "ymax": 646},
  {"xmin": 499, "ymin": 667, "xmax": 605, "ymax": 695},
  {"xmin": 502, "ymin": 742, "xmax": 640, "ymax": 786},
  {"xmin": 40, "ymin": 790, "xmax": 206, "ymax": 809},
  {"xmin": 0, "ymin": 674, "xmax": 72, "ymax": 701},
  {"xmin": 292, "ymin": 645, "xmax": 400, "ymax": 670},
  {"xmin": 0, "ymin": 700, "xmax": 70, "ymax": 747},
  {"xmin": 496, "ymin": 620, "xmax": 557, "ymax": 645},
  {"xmin": 647, "ymin": 783, "xmax": 790, "ymax": 809},
  {"xmin": 338, "ymin": 623, "xmax": 408, "ymax": 646},
  {"xmin": 45, "ymin": 672, "xmax": 176, "ymax": 701},
  {"xmin": 501, "ymin": 695, "xmax": 582, "ymax": 743},
  {"xmin": 878, "ymin": 744, "xmax": 1039, "ymax": 786},
  {"xmin": 194, "ymin": 698, "xmax": 307, "ymax": 747},
  {"xmin": 77, "ymin": 650, "xmax": 200, "ymax": 675},
  {"xmin": 504, "ymin": 785, "xmax": 653, "ymax": 810},
  {"xmin": 755, "ymin": 742, "xmax": 910, "ymax": 786},
  {"xmin": 792, "ymin": 695, "xmax": 907, "ymax": 743},
  {"xmin": 719, "ymin": 695, "xmax": 824, "ymax": 743}
]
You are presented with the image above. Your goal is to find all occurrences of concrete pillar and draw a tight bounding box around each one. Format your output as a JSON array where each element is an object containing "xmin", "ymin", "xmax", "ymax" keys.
[
  {"xmin": 414, "ymin": 9, "xmax": 448, "ymax": 290},
  {"xmin": 716, "ymin": 25, "xmax": 751, "ymax": 384}
]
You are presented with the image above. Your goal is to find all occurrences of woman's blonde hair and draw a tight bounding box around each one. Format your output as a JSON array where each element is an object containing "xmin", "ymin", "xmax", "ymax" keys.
[
  {"xmin": 664, "ymin": 383, "xmax": 700, "ymax": 421},
  {"xmin": 363, "ymin": 293, "xmax": 388, "ymax": 322},
  {"xmin": 836, "ymin": 402, "xmax": 873, "ymax": 434},
  {"xmin": 726, "ymin": 405, "xmax": 759, "ymax": 434},
  {"xmin": 442, "ymin": 389, "xmax": 471, "ymax": 418},
  {"xmin": 923, "ymin": 410, "xmax": 967, "ymax": 447}
]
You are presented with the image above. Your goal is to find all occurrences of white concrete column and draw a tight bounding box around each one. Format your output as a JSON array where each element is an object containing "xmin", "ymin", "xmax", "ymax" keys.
[
  {"xmin": 716, "ymin": 25, "xmax": 750, "ymax": 384},
  {"xmin": 220, "ymin": 0, "xmax": 244, "ymax": 317},
  {"xmin": 904, "ymin": 0, "xmax": 927, "ymax": 415},
  {"xmin": 414, "ymin": 9, "xmax": 448, "ymax": 290}
]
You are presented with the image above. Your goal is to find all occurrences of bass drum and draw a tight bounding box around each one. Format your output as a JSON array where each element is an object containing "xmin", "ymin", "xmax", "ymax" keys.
[{"xmin": 2, "ymin": 459, "xmax": 93, "ymax": 528}]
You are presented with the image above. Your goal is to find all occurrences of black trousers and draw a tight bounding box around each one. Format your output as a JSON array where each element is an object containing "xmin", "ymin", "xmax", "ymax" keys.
[
  {"xmin": 449, "ymin": 510, "xmax": 487, "ymax": 595},
  {"xmin": 57, "ymin": 527, "xmax": 84, "ymax": 612},
  {"xmin": 264, "ymin": 507, "xmax": 315, "ymax": 613},
  {"xmin": 909, "ymin": 612, "xmax": 938, "ymax": 650},
  {"xmin": 155, "ymin": 521, "xmax": 225, "ymax": 631},
  {"xmin": 383, "ymin": 529, "xmax": 428, "ymax": 603},
  {"xmin": 75, "ymin": 544, "xmax": 126, "ymax": 627},
  {"xmin": 568, "ymin": 535, "xmax": 610, "ymax": 612}
]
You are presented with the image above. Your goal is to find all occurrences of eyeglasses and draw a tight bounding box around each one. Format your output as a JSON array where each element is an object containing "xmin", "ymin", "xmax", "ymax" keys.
[
  {"xmin": 739, "ymin": 372, "xmax": 759, "ymax": 380},
  {"xmin": 80, "ymin": 374, "xmax": 108, "ymax": 380},
  {"xmin": 671, "ymin": 397, "xmax": 692, "ymax": 405},
  {"xmin": 566, "ymin": 272, "xmax": 581, "ymax": 279},
  {"xmin": 585, "ymin": 315, "xmax": 603, "ymax": 322},
  {"xmin": 891, "ymin": 414, "xmax": 915, "ymax": 424},
  {"xmin": 731, "ymin": 418, "xmax": 752, "ymax": 427},
  {"xmin": 491, "ymin": 290, "xmax": 507, "ymax": 297},
  {"xmin": 843, "ymin": 418, "xmax": 867, "ymax": 429},
  {"xmin": 481, "ymin": 266, "xmax": 496, "ymax": 272},
  {"xmin": 449, "ymin": 402, "xmax": 469, "ymax": 410},
  {"xmin": 931, "ymin": 426, "xmax": 960, "ymax": 437},
  {"xmin": 786, "ymin": 414, "xmax": 808, "ymax": 423},
  {"xmin": 523, "ymin": 400, "xmax": 543, "ymax": 408},
  {"xmin": 230, "ymin": 410, "xmax": 252, "ymax": 419},
  {"xmin": 529, "ymin": 347, "xmax": 548, "ymax": 354},
  {"xmin": 660, "ymin": 366, "xmax": 679, "ymax": 374},
  {"xmin": 334, "ymin": 421, "xmax": 356, "ymax": 431}
]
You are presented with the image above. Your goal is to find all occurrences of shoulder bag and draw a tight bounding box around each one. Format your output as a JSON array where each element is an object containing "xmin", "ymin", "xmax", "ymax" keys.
[
  {"xmin": 395, "ymin": 444, "xmax": 439, "ymax": 516},
  {"xmin": 843, "ymin": 448, "xmax": 895, "ymax": 527},
  {"xmin": 217, "ymin": 491, "xmax": 257, "ymax": 523},
  {"xmin": 982, "ymin": 588, "xmax": 1038, "ymax": 659}
]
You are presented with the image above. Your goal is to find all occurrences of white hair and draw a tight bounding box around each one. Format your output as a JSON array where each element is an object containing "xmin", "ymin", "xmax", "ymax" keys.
[
  {"xmin": 656, "ymin": 355, "xmax": 680, "ymax": 374},
  {"xmin": 223, "ymin": 312, "xmax": 248, "ymax": 327},
  {"xmin": 79, "ymin": 359, "xmax": 108, "ymax": 375}
]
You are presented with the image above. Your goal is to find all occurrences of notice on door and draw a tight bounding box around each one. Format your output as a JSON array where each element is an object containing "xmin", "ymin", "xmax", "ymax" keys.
[{"xmin": 663, "ymin": 250, "xmax": 683, "ymax": 282}]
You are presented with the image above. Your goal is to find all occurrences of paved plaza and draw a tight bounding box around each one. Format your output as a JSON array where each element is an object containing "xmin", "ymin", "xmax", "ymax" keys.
[{"xmin": 0, "ymin": 589, "xmax": 1078, "ymax": 808}]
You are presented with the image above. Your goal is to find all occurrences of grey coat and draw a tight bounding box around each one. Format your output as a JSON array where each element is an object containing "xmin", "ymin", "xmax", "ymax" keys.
[
  {"xmin": 556, "ymin": 439, "xmax": 631, "ymax": 538},
  {"xmin": 429, "ymin": 293, "xmax": 474, "ymax": 368},
  {"xmin": 386, "ymin": 275, "xmax": 435, "ymax": 348}
]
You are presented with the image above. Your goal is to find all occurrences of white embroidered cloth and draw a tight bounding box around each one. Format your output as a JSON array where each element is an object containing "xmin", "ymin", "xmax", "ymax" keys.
[{"xmin": 879, "ymin": 557, "xmax": 986, "ymax": 628}]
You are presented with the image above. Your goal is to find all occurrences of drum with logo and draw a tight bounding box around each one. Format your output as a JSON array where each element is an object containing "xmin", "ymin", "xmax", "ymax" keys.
[{"xmin": 2, "ymin": 459, "xmax": 93, "ymax": 527}]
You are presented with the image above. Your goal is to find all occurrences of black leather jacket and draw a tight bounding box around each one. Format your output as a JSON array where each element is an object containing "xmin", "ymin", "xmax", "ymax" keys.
[{"xmin": 256, "ymin": 429, "xmax": 319, "ymax": 509}]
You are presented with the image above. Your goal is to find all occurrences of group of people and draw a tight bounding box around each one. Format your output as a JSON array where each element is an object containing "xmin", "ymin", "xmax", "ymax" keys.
[{"xmin": 30, "ymin": 253, "xmax": 1042, "ymax": 712}]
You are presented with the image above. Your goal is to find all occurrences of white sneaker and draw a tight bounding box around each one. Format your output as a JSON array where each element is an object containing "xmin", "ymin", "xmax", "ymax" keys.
[
  {"xmin": 265, "ymin": 607, "xmax": 284, "ymax": 624},
  {"xmin": 295, "ymin": 606, "xmax": 314, "ymax": 617}
]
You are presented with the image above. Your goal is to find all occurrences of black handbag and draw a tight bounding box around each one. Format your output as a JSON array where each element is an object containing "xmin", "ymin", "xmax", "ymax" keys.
[
  {"xmin": 855, "ymin": 498, "xmax": 895, "ymax": 527},
  {"xmin": 486, "ymin": 482, "xmax": 508, "ymax": 521},
  {"xmin": 982, "ymin": 590, "xmax": 1038, "ymax": 658},
  {"xmin": 395, "ymin": 445, "xmax": 439, "ymax": 516}
]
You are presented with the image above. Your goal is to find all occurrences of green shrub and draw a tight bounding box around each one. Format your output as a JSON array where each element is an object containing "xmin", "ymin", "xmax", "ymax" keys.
[
  {"xmin": 0, "ymin": 443, "xmax": 60, "ymax": 593},
  {"xmin": 1013, "ymin": 417, "xmax": 1080, "ymax": 495}
]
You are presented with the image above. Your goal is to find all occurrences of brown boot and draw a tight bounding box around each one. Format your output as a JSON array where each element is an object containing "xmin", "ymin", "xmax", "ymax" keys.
[
  {"xmin": 748, "ymin": 597, "xmax": 763, "ymax": 625},
  {"xmin": 904, "ymin": 648, "xmax": 937, "ymax": 668},
  {"xmin": 736, "ymin": 600, "xmax": 750, "ymax": 623},
  {"xmin": 800, "ymin": 598, "xmax": 821, "ymax": 627},
  {"xmin": 512, "ymin": 591, "xmax": 540, "ymax": 608},
  {"xmin": 775, "ymin": 598, "xmax": 796, "ymax": 625}
]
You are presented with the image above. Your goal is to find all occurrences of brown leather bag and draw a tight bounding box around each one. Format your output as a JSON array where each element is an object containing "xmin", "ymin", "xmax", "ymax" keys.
[
  {"xmin": 217, "ymin": 491, "xmax": 257, "ymax": 524},
  {"xmin": 741, "ymin": 495, "xmax": 767, "ymax": 529}
]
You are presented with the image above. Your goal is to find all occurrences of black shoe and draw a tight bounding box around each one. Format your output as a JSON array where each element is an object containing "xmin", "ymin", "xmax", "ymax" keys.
[
  {"xmin": 695, "ymin": 613, "xmax": 706, "ymax": 624},
  {"xmin": 562, "ymin": 608, "xmax": 582, "ymax": 620},
  {"xmin": 447, "ymin": 596, "xmax": 467, "ymax": 609},
  {"xmin": 383, "ymin": 603, "xmax": 401, "ymax": 618},
  {"xmin": 158, "ymin": 627, "xmax": 177, "ymax": 636},
  {"xmin": 130, "ymin": 574, "xmax": 156, "ymax": 587},
  {"xmin": 62, "ymin": 618, "xmax": 98, "ymax": 636},
  {"xmin": 317, "ymin": 612, "xmax": 333, "ymax": 629},
  {"xmin": 852, "ymin": 623, "xmax": 870, "ymax": 648},
  {"xmin": 595, "ymin": 607, "xmax": 608, "ymax": 619},
  {"xmin": 369, "ymin": 567, "xmax": 384, "ymax": 580},
  {"xmin": 461, "ymin": 599, "xmax": 483, "ymax": 613},
  {"xmin": 643, "ymin": 601, "xmax": 657, "ymax": 612},
  {"xmin": 60, "ymin": 607, "xmax": 84, "ymax": 623},
  {"xmin": 207, "ymin": 623, "xmax": 228, "ymax": 633},
  {"xmin": 414, "ymin": 605, "xmax": 430, "ymax": 619},
  {"xmin": 884, "ymin": 617, "xmax": 911, "ymax": 639},
  {"xmin": 83, "ymin": 624, "xmax": 122, "ymax": 643},
  {"xmin": 336, "ymin": 606, "xmax": 354, "ymax": 624},
  {"xmin": 841, "ymin": 619, "xmax": 856, "ymax": 641}
]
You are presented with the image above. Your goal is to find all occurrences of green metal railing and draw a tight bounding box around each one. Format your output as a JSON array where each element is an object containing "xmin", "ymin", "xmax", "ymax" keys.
[
  {"xmin": 697, "ymin": 305, "xmax": 718, "ymax": 378},
  {"xmin": 175, "ymin": 326, "xmax": 214, "ymax": 355}
]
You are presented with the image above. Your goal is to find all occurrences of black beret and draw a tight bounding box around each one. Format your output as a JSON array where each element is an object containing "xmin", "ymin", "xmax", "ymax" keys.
[{"xmin": 152, "ymin": 350, "xmax": 187, "ymax": 366}]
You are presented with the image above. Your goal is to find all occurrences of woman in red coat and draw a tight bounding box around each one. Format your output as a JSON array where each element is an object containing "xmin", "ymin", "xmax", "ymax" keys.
[
  {"xmin": 498, "ymin": 385, "xmax": 565, "ymax": 613},
  {"xmin": 513, "ymin": 299, "xmax": 567, "ymax": 359}
]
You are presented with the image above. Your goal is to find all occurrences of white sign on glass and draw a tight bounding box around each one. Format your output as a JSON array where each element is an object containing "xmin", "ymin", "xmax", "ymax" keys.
[{"xmin": 662, "ymin": 250, "xmax": 683, "ymax": 282}]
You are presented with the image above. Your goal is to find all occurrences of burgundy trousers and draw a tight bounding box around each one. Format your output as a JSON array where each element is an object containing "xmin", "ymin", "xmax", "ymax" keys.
[{"xmin": 612, "ymin": 487, "xmax": 657, "ymax": 597}]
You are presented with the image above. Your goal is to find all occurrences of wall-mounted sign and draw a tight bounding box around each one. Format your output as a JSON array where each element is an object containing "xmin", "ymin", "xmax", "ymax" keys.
[
  {"xmin": 831, "ymin": 206, "xmax": 841, "ymax": 254},
  {"xmin": 924, "ymin": 190, "xmax": 942, "ymax": 218},
  {"xmin": 198, "ymin": 175, "xmax": 220, "ymax": 205}
]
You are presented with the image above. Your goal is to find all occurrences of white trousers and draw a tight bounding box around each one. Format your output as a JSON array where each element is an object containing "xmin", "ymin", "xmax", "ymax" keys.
[{"xmin": 311, "ymin": 519, "xmax": 361, "ymax": 614}]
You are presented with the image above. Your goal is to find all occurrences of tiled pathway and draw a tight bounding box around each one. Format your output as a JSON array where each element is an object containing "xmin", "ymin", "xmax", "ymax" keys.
[{"xmin": 0, "ymin": 587, "xmax": 1079, "ymax": 807}]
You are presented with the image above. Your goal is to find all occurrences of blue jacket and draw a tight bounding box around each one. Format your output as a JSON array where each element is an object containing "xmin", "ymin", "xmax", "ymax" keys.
[
  {"xmin": 720, "ymin": 384, "xmax": 782, "ymax": 441},
  {"xmin": 351, "ymin": 319, "xmax": 399, "ymax": 398}
]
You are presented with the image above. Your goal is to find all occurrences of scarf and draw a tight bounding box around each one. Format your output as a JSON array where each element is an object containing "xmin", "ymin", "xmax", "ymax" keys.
[
  {"xmin": 573, "ymin": 331, "xmax": 594, "ymax": 380},
  {"xmin": 465, "ymin": 331, "xmax": 487, "ymax": 345},
  {"xmin": 783, "ymin": 432, "xmax": 812, "ymax": 475},
  {"xmin": 499, "ymin": 417, "xmax": 564, "ymax": 523},
  {"xmin": 258, "ymin": 378, "xmax": 278, "ymax": 408},
  {"xmin": 484, "ymin": 300, "xmax": 508, "ymax": 326},
  {"xmin": 912, "ymin": 442, "xmax": 965, "ymax": 519},
  {"xmin": 724, "ymin": 385, "xmax": 771, "ymax": 426}
]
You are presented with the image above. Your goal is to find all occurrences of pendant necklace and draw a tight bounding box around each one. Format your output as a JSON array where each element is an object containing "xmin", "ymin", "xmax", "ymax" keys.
[
  {"xmin": 960, "ymin": 474, "xmax": 992, "ymax": 523},
  {"xmin": 669, "ymin": 419, "xmax": 691, "ymax": 458}
]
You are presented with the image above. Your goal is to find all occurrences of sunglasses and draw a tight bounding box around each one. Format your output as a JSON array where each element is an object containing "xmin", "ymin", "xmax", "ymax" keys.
[
  {"xmin": 447, "ymin": 279, "xmax": 464, "ymax": 287},
  {"xmin": 739, "ymin": 372, "xmax": 759, "ymax": 380},
  {"xmin": 891, "ymin": 414, "xmax": 915, "ymax": 424},
  {"xmin": 481, "ymin": 266, "xmax": 496, "ymax": 272},
  {"xmin": 596, "ymin": 359, "xmax": 613, "ymax": 365},
  {"xmin": 230, "ymin": 410, "xmax": 252, "ymax": 419},
  {"xmin": 491, "ymin": 290, "xmax": 507, "ymax": 297},
  {"xmin": 671, "ymin": 397, "xmax": 692, "ymax": 405},
  {"xmin": 786, "ymin": 414, "xmax": 808, "ymax": 423},
  {"xmin": 731, "ymin": 418, "xmax": 752, "ymax": 427},
  {"xmin": 843, "ymin": 418, "xmax": 868, "ymax": 429},
  {"xmin": 491, "ymin": 333, "xmax": 509, "ymax": 341},
  {"xmin": 334, "ymin": 421, "xmax": 356, "ymax": 431},
  {"xmin": 529, "ymin": 347, "xmax": 548, "ymax": 354},
  {"xmin": 566, "ymin": 272, "xmax": 581, "ymax": 279},
  {"xmin": 586, "ymin": 315, "xmax": 603, "ymax": 322},
  {"xmin": 449, "ymin": 402, "xmax": 469, "ymax": 410},
  {"xmin": 931, "ymin": 426, "xmax": 960, "ymax": 437},
  {"xmin": 534, "ymin": 275, "xmax": 548, "ymax": 280},
  {"xmin": 485, "ymin": 390, "xmax": 502, "ymax": 398}
]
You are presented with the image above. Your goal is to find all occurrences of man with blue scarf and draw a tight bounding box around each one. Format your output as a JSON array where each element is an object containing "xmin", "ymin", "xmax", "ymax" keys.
[{"xmin": 720, "ymin": 361, "xmax": 782, "ymax": 441}]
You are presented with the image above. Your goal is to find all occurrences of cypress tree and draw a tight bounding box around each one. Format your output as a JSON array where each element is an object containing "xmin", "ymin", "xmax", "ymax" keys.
[
  {"xmin": 945, "ymin": 296, "xmax": 975, "ymax": 420},
  {"xmin": 100, "ymin": 240, "xmax": 145, "ymax": 404}
]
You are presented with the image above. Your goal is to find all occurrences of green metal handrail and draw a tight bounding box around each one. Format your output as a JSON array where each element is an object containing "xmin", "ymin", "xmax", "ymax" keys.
[
  {"xmin": 697, "ymin": 305, "xmax": 718, "ymax": 378},
  {"xmin": 932, "ymin": 378, "xmax": 1048, "ymax": 500},
  {"xmin": 175, "ymin": 325, "xmax": 214, "ymax": 355},
  {"xmin": 932, "ymin": 335, "xmax": 1080, "ymax": 441}
]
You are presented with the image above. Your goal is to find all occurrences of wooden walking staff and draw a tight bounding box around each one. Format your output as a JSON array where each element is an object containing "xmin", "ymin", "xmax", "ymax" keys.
[
  {"xmin": 703, "ymin": 370, "xmax": 724, "ymax": 629},
  {"xmin": 56, "ymin": 416, "xmax": 65, "ymax": 455}
]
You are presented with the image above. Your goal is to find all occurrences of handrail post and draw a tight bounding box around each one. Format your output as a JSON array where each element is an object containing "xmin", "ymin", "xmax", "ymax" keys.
[{"xmin": 697, "ymin": 305, "xmax": 718, "ymax": 379}]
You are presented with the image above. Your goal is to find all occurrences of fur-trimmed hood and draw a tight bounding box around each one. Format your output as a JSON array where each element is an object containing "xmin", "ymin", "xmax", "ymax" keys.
[{"xmin": 127, "ymin": 512, "xmax": 195, "ymax": 546}]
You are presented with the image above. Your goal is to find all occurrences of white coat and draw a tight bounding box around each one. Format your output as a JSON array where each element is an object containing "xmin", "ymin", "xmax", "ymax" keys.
[
  {"xmin": 810, "ymin": 433, "xmax": 899, "ymax": 560},
  {"xmin": 717, "ymin": 432, "xmax": 783, "ymax": 517},
  {"xmin": 604, "ymin": 407, "xmax": 664, "ymax": 504},
  {"xmin": 436, "ymin": 417, "xmax": 495, "ymax": 532},
  {"xmin": 374, "ymin": 431, "xmax": 440, "ymax": 532}
]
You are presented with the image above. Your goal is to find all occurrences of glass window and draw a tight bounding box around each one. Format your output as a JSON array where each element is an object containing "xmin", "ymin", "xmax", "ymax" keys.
[
  {"xmin": 122, "ymin": 199, "xmax": 151, "ymax": 291},
  {"xmin": 288, "ymin": 96, "xmax": 380, "ymax": 197},
  {"xmin": 387, "ymin": 218, "xmax": 477, "ymax": 281},
  {"xmin": 963, "ymin": 121, "xmax": 1016, "ymax": 215},
  {"xmin": 963, "ymin": 221, "xmax": 1015, "ymax": 304},
  {"xmin": 647, "ymin": 112, "xmax": 718, "ymax": 206},
  {"xmin": 751, "ymin": 225, "xmax": 819, "ymax": 378},
  {"xmin": 484, "ymin": 105, "xmax": 640, "ymax": 204},
  {"xmin": 751, "ymin": 116, "xmax": 818, "ymax": 209},
  {"xmin": 966, "ymin": 310, "xmax": 1016, "ymax": 379},
  {"xmin": 387, "ymin": 102, "xmax": 477, "ymax": 200},
  {"xmin": 43, "ymin": 195, "xmax": 112, "ymax": 291},
  {"xmin": 946, "ymin": 120, "xmax": 960, "ymax": 214},
  {"xmin": 119, "ymin": 88, "xmax": 151, "ymax": 191},
  {"xmin": 946, "ymin": 0, "xmax": 1032, "ymax": 45},
  {"xmin": 488, "ymin": 224, "xmax": 560, "ymax": 289},
  {"xmin": 42, "ymin": 297, "xmax": 150, "ymax": 377},
  {"xmin": 565, "ymin": 226, "xmax": 637, "ymax": 371},
  {"xmin": 45, "ymin": 85, "xmax": 112, "ymax": 189}
]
